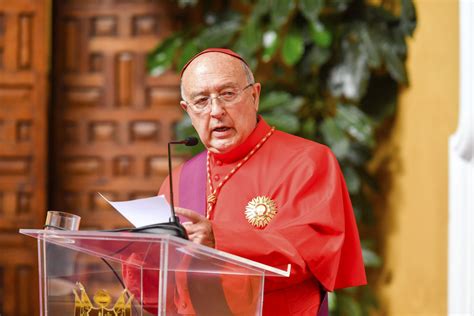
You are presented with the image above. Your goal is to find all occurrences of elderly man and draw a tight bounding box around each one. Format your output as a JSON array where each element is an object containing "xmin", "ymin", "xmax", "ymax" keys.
[{"xmin": 158, "ymin": 48, "xmax": 366, "ymax": 315}]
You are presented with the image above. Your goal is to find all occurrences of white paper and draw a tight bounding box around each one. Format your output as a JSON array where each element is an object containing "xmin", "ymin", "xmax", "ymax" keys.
[{"xmin": 99, "ymin": 193, "xmax": 172, "ymax": 227}]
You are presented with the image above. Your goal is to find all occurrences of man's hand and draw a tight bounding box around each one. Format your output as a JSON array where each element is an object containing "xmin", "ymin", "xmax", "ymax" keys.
[{"xmin": 175, "ymin": 207, "xmax": 215, "ymax": 248}]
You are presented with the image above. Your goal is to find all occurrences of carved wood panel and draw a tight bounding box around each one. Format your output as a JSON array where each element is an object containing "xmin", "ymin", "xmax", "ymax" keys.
[
  {"xmin": 51, "ymin": 1, "xmax": 183, "ymax": 230},
  {"xmin": 0, "ymin": 0, "xmax": 49, "ymax": 315}
]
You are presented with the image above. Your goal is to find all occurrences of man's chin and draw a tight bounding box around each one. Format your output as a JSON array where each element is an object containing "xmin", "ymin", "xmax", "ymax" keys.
[{"xmin": 208, "ymin": 140, "xmax": 238, "ymax": 155}]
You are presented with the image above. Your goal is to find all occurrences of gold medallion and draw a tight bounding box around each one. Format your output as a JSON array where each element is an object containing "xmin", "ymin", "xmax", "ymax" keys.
[{"xmin": 245, "ymin": 196, "xmax": 278, "ymax": 228}]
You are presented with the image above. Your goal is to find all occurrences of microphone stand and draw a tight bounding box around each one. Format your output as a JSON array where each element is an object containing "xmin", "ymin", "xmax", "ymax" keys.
[
  {"xmin": 168, "ymin": 137, "xmax": 198, "ymax": 222},
  {"xmin": 128, "ymin": 137, "xmax": 198, "ymax": 239}
]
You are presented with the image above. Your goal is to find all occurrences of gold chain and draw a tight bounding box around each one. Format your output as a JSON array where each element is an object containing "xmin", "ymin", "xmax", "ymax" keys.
[{"xmin": 206, "ymin": 127, "xmax": 275, "ymax": 219}]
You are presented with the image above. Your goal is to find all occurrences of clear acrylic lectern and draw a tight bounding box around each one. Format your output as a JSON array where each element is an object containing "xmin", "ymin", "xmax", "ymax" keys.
[{"xmin": 20, "ymin": 229, "xmax": 290, "ymax": 316}]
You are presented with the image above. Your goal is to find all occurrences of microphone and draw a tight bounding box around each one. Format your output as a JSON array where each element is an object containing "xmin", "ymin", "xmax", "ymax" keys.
[
  {"xmin": 169, "ymin": 136, "xmax": 198, "ymax": 146},
  {"xmin": 168, "ymin": 137, "xmax": 198, "ymax": 222}
]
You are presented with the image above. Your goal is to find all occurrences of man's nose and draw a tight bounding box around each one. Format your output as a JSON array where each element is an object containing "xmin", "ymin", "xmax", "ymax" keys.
[{"xmin": 209, "ymin": 97, "xmax": 226, "ymax": 117}]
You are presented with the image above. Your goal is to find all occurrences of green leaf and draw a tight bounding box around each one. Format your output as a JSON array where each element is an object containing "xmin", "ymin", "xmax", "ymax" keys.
[
  {"xmin": 337, "ymin": 293, "xmax": 363, "ymax": 316},
  {"xmin": 360, "ymin": 239, "xmax": 376, "ymax": 249},
  {"xmin": 262, "ymin": 113, "xmax": 300, "ymax": 133},
  {"xmin": 259, "ymin": 91, "xmax": 303, "ymax": 113},
  {"xmin": 359, "ymin": 25, "xmax": 381, "ymax": 68},
  {"xmin": 299, "ymin": 0, "xmax": 324, "ymax": 24},
  {"xmin": 352, "ymin": 191, "xmax": 376, "ymax": 224},
  {"xmin": 381, "ymin": 42, "xmax": 408, "ymax": 84},
  {"xmin": 360, "ymin": 285, "xmax": 380, "ymax": 311},
  {"xmin": 259, "ymin": 91, "xmax": 292, "ymax": 112},
  {"xmin": 301, "ymin": 117, "xmax": 317, "ymax": 138},
  {"xmin": 362, "ymin": 247, "xmax": 382, "ymax": 268},
  {"xmin": 309, "ymin": 21, "xmax": 332, "ymax": 48},
  {"xmin": 262, "ymin": 30, "xmax": 279, "ymax": 62},
  {"xmin": 342, "ymin": 165, "xmax": 361, "ymax": 194},
  {"xmin": 400, "ymin": 0, "xmax": 417, "ymax": 37},
  {"xmin": 234, "ymin": 20, "xmax": 263, "ymax": 62},
  {"xmin": 148, "ymin": 35, "xmax": 182, "ymax": 75},
  {"xmin": 270, "ymin": 0, "xmax": 295, "ymax": 29},
  {"xmin": 328, "ymin": 292, "xmax": 337, "ymax": 311},
  {"xmin": 320, "ymin": 118, "xmax": 350, "ymax": 160},
  {"xmin": 341, "ymin": 286, "xmax": 358, "ymax": 295},
  {"xmin": 299, "ymin": 45, "xmax": 330, "ymax": 76},
  {"xmin": 328, "ymin": 38, "xmax": 370, "ymax": 101},
  {"xmin": 281, "ymin": 32, "xmax": 304, "ymax": 66},
  {"xmin": 335, "ymin": 104, "xmax": 375, "ymax": 147},
  {"xmin": 197, "ymin": 19, "xmax": 241, "ymax": 48},
  {"xmin": 177, "ymin": 40, "xmax": 200, "ymax": 70},
  {"xmin": 278, "ymin": 97, "xmax": 304, "ymax": 114},
  {"xmin": 347, "ymin": 143, "xmax": 371, "ymax": 166}
]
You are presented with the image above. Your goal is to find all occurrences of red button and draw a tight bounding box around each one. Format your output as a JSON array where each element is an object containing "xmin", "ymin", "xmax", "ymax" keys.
[
  {"xmin": 215, "ymin": 160, "xmax": 222, "ymax": 166},
  {"xmin": 213, "ymin": 174, "xmax": 220, "ymax": 181}
]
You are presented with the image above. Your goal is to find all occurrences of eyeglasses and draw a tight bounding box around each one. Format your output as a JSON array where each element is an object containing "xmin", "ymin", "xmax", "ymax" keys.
[{"xmin": 183, "ymin": 83, "xmax": 254, "ymax": 113}]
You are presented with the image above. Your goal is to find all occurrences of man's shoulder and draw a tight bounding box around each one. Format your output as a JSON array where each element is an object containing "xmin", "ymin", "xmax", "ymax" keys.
[
  {"xmin": 265, "ymin": 130, "xmax": 340, "ymax": 179},
  {"xmin": 187, "ymin": 150, "xmax": 207, "ymax": 163},
  {"xmin": 272, "ymin": 130, "xmax": 333, "ymax": 156}
]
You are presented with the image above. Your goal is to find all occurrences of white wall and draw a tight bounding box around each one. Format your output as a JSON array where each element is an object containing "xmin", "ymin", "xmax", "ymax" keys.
[{"xmin": 448, "ymin": 0, "xmax": 474, "ymax": 315}]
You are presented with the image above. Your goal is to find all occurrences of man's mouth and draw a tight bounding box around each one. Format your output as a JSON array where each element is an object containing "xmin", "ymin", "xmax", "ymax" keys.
[{"xmin": 213, "ymin": 126, "xmax": 231, "ymax": 132}]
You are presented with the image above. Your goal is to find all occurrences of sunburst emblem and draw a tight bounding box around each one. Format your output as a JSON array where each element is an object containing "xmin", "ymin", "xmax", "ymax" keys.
[{"xmin": 245, "ymin": 196, "xmax": 278, "ymax": 228}]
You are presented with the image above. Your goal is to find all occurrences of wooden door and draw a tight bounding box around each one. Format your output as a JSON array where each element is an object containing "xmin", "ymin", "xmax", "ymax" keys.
[
  {"xmin": 51, "ymin": 1, "xmax": 183, "ymax": 228},
  {"xmin": 0, "ymin": 0, "xmax": 49, "ymax": 315}
]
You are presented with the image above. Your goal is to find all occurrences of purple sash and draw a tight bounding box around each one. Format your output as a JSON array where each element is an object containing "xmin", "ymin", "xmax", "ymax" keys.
[
  {"xmin": 179, "ymin": 150, "xmax": 328, "ymax": 316},
  {"xmin": 179, "ymin": 151, "xmax": 207, "ymax": 215},
  {"xmin": 318, "ymin": 293, "xmax": 328, "ymax": 316},
  {"xmin": 179, "ymin": 151, "xmax": 233, "ymax": 315}
]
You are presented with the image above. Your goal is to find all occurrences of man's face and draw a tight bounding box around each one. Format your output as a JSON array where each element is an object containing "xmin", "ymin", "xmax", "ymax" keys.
[{"xmin": 180, "ymin": 53, "xmax": 261, "ymax": 154}]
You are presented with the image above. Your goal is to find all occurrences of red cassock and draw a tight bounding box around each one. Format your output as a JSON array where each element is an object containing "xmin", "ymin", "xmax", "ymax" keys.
[{"xmin": 125, "ymin": 118, "xmax": 367, "ymax": 315}]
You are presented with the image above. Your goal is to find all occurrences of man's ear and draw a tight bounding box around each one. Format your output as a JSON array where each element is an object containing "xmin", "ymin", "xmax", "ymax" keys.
[
  {"xmin": 180, "ymin": 101, "xmax": 188, "ymax": 111},
  {"xmin": 252, "ymin": 83, "xmax": 261, "ymax": 111}
]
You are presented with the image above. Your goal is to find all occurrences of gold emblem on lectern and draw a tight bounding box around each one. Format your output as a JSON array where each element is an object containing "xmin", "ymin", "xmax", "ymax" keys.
[
  {"xmin": 73, "ymin": 282, "xmax": 134, "ymax": 316},
  {"xmin": 245, "ymin": 196, "xmax": 278, "ymax": 228}
]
